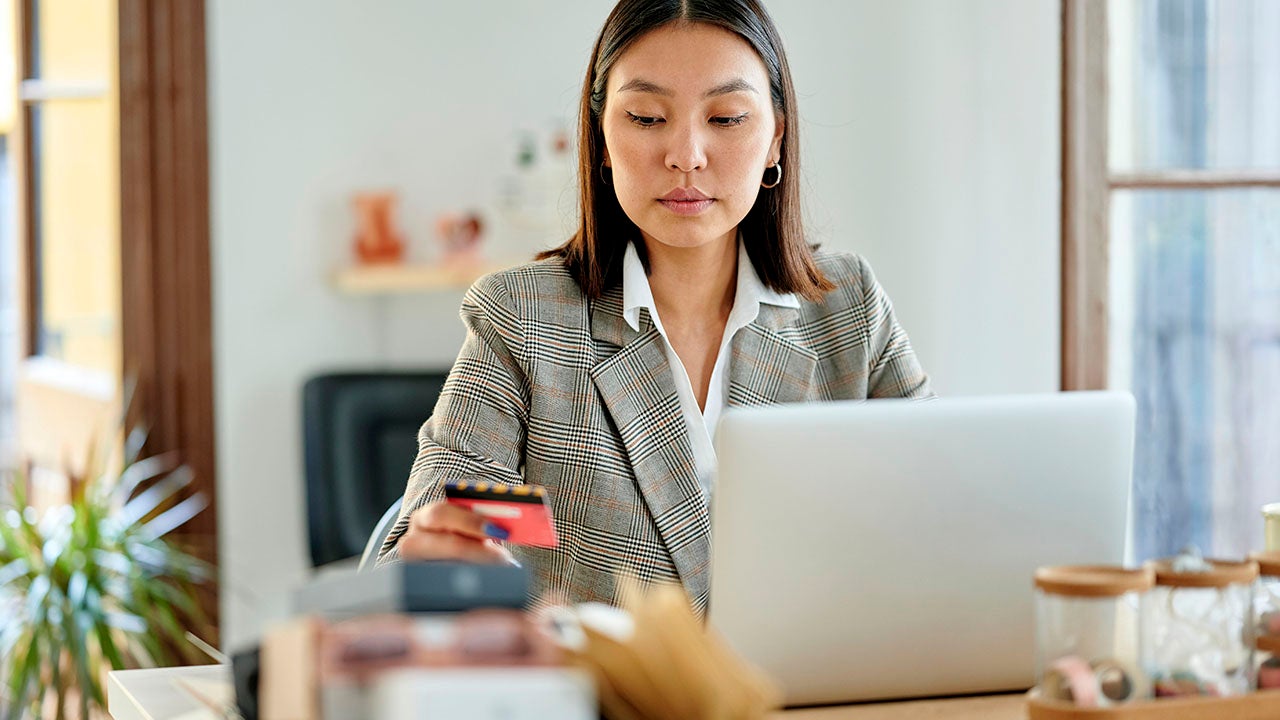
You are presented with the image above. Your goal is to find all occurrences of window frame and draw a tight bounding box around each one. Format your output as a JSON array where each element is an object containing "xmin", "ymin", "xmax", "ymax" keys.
[
  {"xmin": 1060, "ymin": 0, "xmax": 1280, "ymax": 392},
  {"xmin": 12, "ymin": 0, "xmax": 219, "ymax": 641}
]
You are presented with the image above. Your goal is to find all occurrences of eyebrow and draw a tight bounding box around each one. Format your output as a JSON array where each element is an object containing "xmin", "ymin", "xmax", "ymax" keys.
[{"xmin": 616, "ymin": 77, "xmax": 759, "ymax": 98}]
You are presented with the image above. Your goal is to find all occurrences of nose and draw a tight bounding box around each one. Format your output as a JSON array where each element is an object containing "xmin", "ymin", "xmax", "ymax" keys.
[{"xmin": 665, "ymin": 122, "xmax": 707, "ymax": 173}]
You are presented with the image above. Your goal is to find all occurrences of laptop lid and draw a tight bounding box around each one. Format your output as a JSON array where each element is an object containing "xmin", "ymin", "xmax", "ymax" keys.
[{"xmin": 708, "ymin": 392, "xmax": 1135, "ymax": 706}]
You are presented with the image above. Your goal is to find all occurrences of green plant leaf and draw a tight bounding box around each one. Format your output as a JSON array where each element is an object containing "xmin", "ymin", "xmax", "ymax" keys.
[
  {"xmin": 102, "ymin": 611, "xmax": 146, "ymax": 634},
  {"xmin": 116, "ymin": 452, "xmax": 181, "ymax": 504},
  {"xmin": 0, "ymin": 408, "xmax": 211, "ymax": 719},
  {"xmin": 127, "ymin": 622, "xmax": 161, "ymax": 666},
  {"xmin": 92, "ymin": 621, "xmax": 126, "ymax": 672},
  {"xmin": 121, "ymin": 538, "xmax": 170, "ymax": 574},
  {"xmin": 6, "ymin": 475, "xmax": 28, "ymax": 509},
  {"xmin": 138, "ymin": 494, "xmax": 208, "ymax": 541},
  {"xmin": 0, "ymin": 510, "xmax": 35, "ymax": 569},
  {"xmin": 124, "ymin": 625, "xmax": 161, "ymax": 669},
  {"xmin": 0, "ymin": 609, "xmax": 23, "ymax": 659},
  {"xmin": 151, "ymin": 602, "xmax": 204, "ymax": 665},
  {"xmin": 89, "ymin": 548, "xmax": 132, "ymax": 577},
  {"xmin": 5, "ymin": 629, "xmax": 39, "ymax": 720},
  {"xmin": 24, "ymin": 575, "xmax": 51, "ymax": 625},
  {"xmin": 143, "ymin": 545, "xmax": 213, "ymax": 586},
  {"xmin": 123, "ymin": 425, "xmax": 150, "ymax": 467},
  {"xmin": 47, "ymin": 625, "xmax": 64, "ymax": 720},
  {"xmin": 81, "ymin": 582, "xmax": 105, "ymax": 622},
  {"xmin": 0, "ymin": 558, "xmax": 31, "ymax": 588},
  {"xmin": 2, "ymin": 632, "xmax": 25, "ymax": 720},
  {"xmin": 61, "ymin": 606, "xmax": 104, "ymax": 708},
  {"xmin": 65, "ymin": 571, "xmax": 88, "ymax": 616},
  {"xmin": 78, "ymin": 675, "xmax": 90, "ymax": 720},
  {"xmin": 13, "ymin": 507, "xmax": 45, "ymax": 570},
  {"xmin": 118, "ymin": 465, "xmax": 194, "ymax": 527},
  {"xmin": 147, "ymin": 579, "xmax": 201, "ymax": 621}
]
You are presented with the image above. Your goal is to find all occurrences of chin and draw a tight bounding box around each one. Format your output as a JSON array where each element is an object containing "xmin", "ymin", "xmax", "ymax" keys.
[{"xmin": 640, "ymin": 221, "xmax": 736, "ymax": 251}]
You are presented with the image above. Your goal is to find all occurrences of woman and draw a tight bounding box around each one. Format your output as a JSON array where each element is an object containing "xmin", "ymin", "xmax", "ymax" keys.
[{"xmin": 378, "ymin": 0, "xmax": 932, "ymax": 613}]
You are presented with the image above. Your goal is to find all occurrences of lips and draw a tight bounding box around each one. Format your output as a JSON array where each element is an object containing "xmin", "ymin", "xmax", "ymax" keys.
[{"xmin": 658, "ymin": 187, "xmax": 714, "ymax": 216}]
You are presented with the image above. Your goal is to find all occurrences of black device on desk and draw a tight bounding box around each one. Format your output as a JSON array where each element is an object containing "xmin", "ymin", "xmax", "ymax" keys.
[{"xmin": 293, "ymin": 561, "xmax": 530, "ymax": 618}]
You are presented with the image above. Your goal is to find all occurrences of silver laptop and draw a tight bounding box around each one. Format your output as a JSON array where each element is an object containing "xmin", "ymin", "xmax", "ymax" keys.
[{"xmin": 709, "ymin": 392, "xmax": 1135, "ymax": 706}]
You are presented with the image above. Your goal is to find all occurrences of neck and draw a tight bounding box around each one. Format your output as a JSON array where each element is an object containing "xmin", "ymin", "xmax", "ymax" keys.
[{"xmin": 642, "ymin": 232, "xmax": 738, "ymax": 325}]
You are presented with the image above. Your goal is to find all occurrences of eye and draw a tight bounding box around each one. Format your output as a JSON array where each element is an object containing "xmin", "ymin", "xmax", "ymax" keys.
[
  {"xmin": 626, "ymin": 111, "xmax": 663, "ymax": 128},
  {"xmin": 711, "ymin": 113, "xmax": 749, "ymax": 127}
]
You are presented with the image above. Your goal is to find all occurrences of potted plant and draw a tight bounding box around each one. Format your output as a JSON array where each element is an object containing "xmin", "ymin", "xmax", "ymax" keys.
[{"xmin": 0, "ymin": 422, "xmax": 213, "ymax": 720}]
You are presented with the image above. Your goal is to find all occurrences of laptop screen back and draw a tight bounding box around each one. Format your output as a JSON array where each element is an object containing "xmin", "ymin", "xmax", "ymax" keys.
[{"xmin": 709, "ymin": 392, "xmax": 1135, "ymax": 706}]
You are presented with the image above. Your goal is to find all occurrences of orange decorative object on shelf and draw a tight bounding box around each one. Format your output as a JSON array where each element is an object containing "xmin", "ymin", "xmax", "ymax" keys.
[{"xmin": 353, "ymin": 191, "xmax": 406, "ymax": 264}]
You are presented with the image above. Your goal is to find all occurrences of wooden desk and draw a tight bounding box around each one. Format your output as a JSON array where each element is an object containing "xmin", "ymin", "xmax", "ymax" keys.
[
  {"xmin": 107, "ymin": 665, "xmax": 1028, "ymax": 719},
  {"xmin": 777, "ymin": 693, "xmax": 1025, "ymax": 719}
]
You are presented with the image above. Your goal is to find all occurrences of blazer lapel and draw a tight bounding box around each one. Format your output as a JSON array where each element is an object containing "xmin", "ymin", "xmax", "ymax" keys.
[
  {"xmin": 589, "ymin": 285, "xmax": 710, "ymax": 600},
  {"xmin": 728, "ymin": 304, "xmax": 819, "ymax": 407}
]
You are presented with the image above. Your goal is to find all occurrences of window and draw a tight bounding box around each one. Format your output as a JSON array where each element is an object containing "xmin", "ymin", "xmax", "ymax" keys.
[
  {"xmin": 21, "ymin": 0, "xmax": 121, "ymax": 377},
  {"xmin": 1064, "ymin": 0, "xmax": 1280, "ymax": 562},
  {"xmin": 4, "ymin": 0, "xmax": 220, "ymax": 638},
  {"xmin": 4, "ymin": 0, "xmax": 119, "ymax": 501},
  {"xmin": 1, "ymin": 1, "xmax": 16, "ymax": 469},
  {"xmin": 0, "ymin": 135, "xmax": 14, "ymax": 470}
]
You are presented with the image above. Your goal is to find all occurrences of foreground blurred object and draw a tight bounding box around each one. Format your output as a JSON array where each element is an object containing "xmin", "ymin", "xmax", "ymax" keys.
[
  {"xmin": 0, "ymin": 420, "xmax": 212, "ymax": 719},
  {"xmin": 557, "ymin": 583, "xmax": 781, "ymax": 720},
  {"xmin": 258, "ymin": 609, "xmax": 593, "ymax": 720},
  {"xmin": 1255, "ymin": 552, "xmax": 1280, "ymax": 691},
  {"xmin": 293, "ymin": 561, "xmax": 528, "ymax": 617}
]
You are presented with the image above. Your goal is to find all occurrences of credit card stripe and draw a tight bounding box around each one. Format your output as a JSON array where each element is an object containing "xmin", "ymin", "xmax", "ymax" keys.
[
  {"xmin": 446, "ymin": 480, "xmax": 546, "ymax": 499},
  {"xmin": 444, "ymin": 486, "xmax": 546, "ymax": 504}
]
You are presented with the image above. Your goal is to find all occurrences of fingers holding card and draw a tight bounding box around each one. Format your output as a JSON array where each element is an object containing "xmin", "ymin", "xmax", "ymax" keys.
[{"xmin": 444, "ymin": 481, "xmax": 559, "ymax": 548}]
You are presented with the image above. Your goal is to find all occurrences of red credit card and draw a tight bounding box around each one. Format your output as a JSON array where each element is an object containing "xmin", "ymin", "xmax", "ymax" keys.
[{"xmin": 443, "ymin": 481, "xmax": 558, "ymax": 548}]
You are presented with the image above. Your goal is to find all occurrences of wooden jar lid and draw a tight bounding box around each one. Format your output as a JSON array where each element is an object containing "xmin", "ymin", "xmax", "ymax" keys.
[
  {"xmin": 1252, "ymin": 550, "xmax": 1280, "ymax": 578},
  {"xmin": 1033, "ymin": 566, "xmax": 1155, "ymax": 597},
  {"xmin": 1148, "ymin": 558, "xmax": 1259, "ymax": 588}
]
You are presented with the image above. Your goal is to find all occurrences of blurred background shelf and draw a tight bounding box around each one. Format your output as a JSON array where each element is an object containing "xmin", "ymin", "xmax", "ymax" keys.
[{"xmin": 332, "ymin": 261, "xmax": 514, "ymax": 295}]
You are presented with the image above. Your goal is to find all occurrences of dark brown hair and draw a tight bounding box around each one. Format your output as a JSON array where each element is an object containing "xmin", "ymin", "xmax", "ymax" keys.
[{"xmin": 537, "ymin": 0, "xmax": 834, "ymax": 302}]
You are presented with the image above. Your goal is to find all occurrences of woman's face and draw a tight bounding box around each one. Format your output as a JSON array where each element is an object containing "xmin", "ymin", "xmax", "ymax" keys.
[{"xmin": 601, "ymin": 23, "xmax": 784, "ymax": 254}]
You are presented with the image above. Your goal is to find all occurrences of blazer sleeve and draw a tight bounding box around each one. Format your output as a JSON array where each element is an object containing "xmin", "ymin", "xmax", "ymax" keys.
[
  {"xmin": 856, "ymin": 256, "xmax": 935, "ymax": 399},
  {"xmin": 377, "ymin": 273, "xmax": 531, "ymax": 565}
]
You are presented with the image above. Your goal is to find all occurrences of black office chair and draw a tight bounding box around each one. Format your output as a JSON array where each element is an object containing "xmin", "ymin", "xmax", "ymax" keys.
[{"xmin": 302, "ymin": 371, "xmax": 447, "ymax": 567}]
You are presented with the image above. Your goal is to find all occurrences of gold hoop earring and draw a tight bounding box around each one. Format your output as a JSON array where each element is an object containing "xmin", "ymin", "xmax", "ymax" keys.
[
  {"xmin": 600, "ymin": 162, "xmax": 612, "ymax": 186},
  {"xmin": 761, "ymin": 162, "xmax": 782, "ymax": 189}
]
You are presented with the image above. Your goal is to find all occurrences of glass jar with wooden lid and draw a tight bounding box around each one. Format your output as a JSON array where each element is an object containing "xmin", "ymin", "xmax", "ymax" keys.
[
  {"xmin": 1252, "ymin": 550, "xmax": 1280, "ymax": 691},
  {"xmin": 1146, "ymin": 550, "xmax": 1258, "ymax": 698},
  {"xmin": 1265, "ymin": 503, "xmax": 1280, "ymax": 552},
  {"xmin": 1033, "ymin": 565, "xmax": 1155, "ymax": 707}
]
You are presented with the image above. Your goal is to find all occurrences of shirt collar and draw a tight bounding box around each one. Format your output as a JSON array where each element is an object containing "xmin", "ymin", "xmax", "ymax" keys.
[{"xmin": 622, "ymin": 236, "xmax": 800, "ymax": 333}]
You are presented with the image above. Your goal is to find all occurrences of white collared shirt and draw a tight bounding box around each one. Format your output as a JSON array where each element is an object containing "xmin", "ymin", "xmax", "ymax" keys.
[{"xmin": 622, "ymin": 238, "xmax": 800, "ymax": 498}]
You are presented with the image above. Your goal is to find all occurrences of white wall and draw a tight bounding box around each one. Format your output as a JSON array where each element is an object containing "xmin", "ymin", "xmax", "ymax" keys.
[
  {"xmin": 208, "ymin": 0, "xmax": 1060, "ymax": 650},
  {"xmin": 768, "ymin": 1, "xmax": 1061, "ymax": 395}
]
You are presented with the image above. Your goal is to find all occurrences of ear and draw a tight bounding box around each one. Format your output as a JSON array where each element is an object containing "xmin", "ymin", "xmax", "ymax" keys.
[
  {"xmin": 602, "ymin": 145, "xmax": 612, "ymax": 168},
  {"xmin": 768, "ymin": 113, "xmax": 785, "ymax": 165}
]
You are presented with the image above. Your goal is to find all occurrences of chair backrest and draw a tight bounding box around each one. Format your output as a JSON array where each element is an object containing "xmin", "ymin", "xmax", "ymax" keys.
[
  {"xmin": 358, "ymin": 497, "xmax": 404, "ymax": 572},
  {"xmin": 302, "ymin": 371, "xmax": 447, "ymax": 567}
]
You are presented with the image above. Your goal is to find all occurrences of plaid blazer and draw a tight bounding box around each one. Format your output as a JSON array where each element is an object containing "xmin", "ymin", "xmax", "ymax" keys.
[{"xmin": 378, "ymin": 250, "xmax": 933, "ymax": 613}]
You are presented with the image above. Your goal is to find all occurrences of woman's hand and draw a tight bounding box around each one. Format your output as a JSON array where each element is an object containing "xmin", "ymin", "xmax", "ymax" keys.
[{"xmin": 397, "ymin": 501, "xmax": 520, "ymax": 566}]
